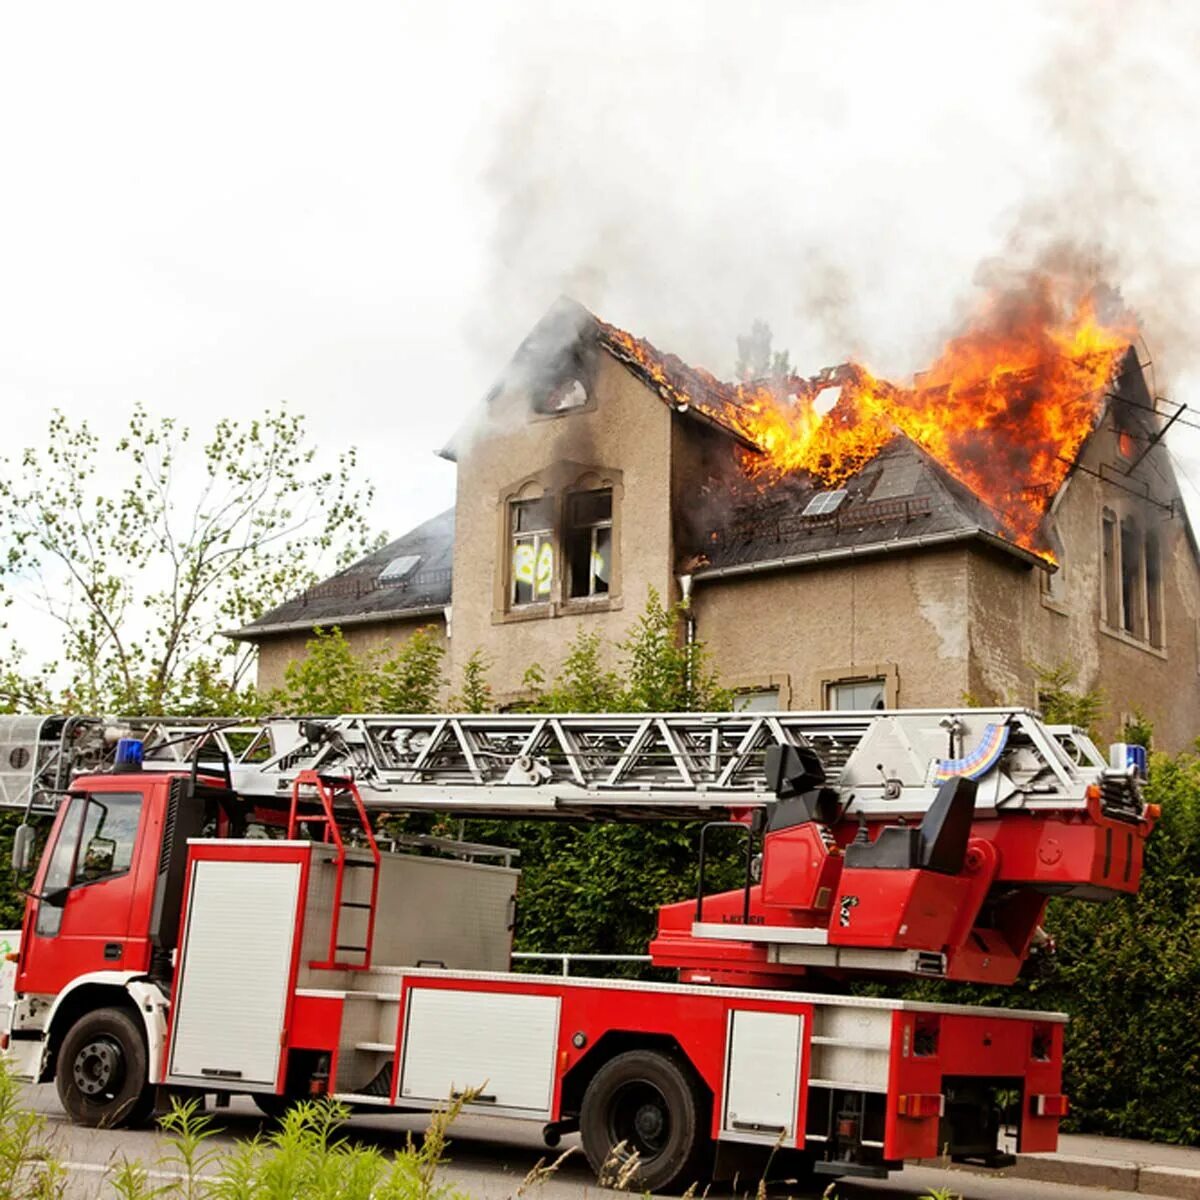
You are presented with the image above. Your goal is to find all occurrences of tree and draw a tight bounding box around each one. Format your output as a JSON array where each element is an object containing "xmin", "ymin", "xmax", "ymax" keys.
[
  {"xmin": 0, "ymin": 406, "xmax": 377, "ymax": 715},
  {"xmin": 1034, "ymin": 661, "xmax": 1104, "ymax": 735},
  {"xmin": 528, "ymin": 589, "xmax": 730, "ymax": 714},
  {"xmin": 451, "ymin": 649, "xmax": 494, "ymax": 714},
  {"xmin": 271, "ymin": 626, "xmax": 445, "ymax": 714},
  {"xmin": 735, "ymin": 318, "xmax": 792, "ymax": 383}
]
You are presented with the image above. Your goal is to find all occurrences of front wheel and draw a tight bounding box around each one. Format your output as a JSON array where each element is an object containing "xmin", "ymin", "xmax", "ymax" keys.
[
  {"xmin": 580, "ymin": 1049, "xmax": 710, "ymax": 1193},
  {"xmin": 56, "ymin": 1007, "xmax": 154, "ymax": 1128}
]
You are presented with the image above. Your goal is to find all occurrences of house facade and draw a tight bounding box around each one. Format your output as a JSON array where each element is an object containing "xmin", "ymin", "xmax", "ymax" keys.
[{"xmin": 232, "ymin": 299, "xmax": 1200, "ymax": 751}]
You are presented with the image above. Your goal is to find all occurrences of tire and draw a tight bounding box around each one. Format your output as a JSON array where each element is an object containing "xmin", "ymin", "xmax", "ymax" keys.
[
  {"xmin": 252, "ymin": 1092, "xmax": 298, "ymax": 1120},
  {"xmin": 580, "ymin": 1049, "xmax": 710, "ymax": 1194},
  {"xmin": 56, "ymin": 1007, "xmax": 154, "ymax": 1129}
]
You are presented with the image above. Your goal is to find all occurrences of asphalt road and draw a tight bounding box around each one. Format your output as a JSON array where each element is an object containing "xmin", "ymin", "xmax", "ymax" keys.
[{"xmin": 21, "ymin": 1083, "xmax": 1141, "ymax": 1200}]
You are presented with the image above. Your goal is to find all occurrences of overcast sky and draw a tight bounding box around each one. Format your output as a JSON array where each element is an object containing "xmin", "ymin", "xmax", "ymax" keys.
[{"xmin": 3, "ymin": 1, "xmax": 1200, "ymax": 659}]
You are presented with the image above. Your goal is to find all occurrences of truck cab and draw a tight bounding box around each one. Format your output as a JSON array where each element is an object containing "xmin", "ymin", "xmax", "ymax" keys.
[{"xmin": 8, "ymin": 767, "xmax": 235, "ymax": 1124}]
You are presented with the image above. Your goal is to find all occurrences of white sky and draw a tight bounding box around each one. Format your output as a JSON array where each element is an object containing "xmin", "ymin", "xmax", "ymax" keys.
[{"xmin": 3, "ymin": 1, "xmax": 1200, "ymax": 662}]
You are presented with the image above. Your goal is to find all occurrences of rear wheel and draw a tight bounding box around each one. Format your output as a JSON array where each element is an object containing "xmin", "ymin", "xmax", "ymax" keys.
[
  {"xmin": 580, "ymin": 1049, "xmax": 710, "ymax": 1194},
  {"xmin": 252, "ymin": 1092, "xmax": 300, "ymax": 1120},
  {"xmin": 56, "ymin": 1007, "xmax": 154, "ymax": 1128}
]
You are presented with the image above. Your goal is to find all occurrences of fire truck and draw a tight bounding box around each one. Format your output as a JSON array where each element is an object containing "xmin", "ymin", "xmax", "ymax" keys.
[{"xmin": 0, "ymin": 708, "xmax": 1155, "ymax": 1192}]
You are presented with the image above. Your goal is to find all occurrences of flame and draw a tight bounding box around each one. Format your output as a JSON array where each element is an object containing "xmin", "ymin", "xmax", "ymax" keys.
[{"xmin": 599, "ymin": 275, "xmax": 1135, "ymax": 552}]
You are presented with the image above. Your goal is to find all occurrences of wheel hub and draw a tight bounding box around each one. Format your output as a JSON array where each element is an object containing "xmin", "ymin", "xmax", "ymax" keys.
[
  {"xmin": 633, "ymin": 1101, "xmax": 666, "ymax": 1147},
  {"xmin": 73, "ymin": 1038, "xmax": 122, "ymax": 1097}
]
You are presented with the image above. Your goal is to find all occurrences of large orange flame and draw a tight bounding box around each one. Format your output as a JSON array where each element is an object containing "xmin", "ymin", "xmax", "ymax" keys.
[{"xmin": 599, "ymin": 275, "xmax": 1135, "ymax": 551}]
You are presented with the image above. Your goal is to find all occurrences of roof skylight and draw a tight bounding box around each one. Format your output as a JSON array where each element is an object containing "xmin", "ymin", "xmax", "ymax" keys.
[
  {"xmin": 802, "ymin": 489, "xmax": 848, "ymax": 517},
  {"xmin": 379, "ymin": 554, "xmax": 422, "ymax": 583}
]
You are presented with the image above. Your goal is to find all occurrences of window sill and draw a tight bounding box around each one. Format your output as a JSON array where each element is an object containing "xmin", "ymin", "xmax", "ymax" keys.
[
  {"xmin": 494, "ymin": 603, "xmax": 553, "ymax": 625},
  {"xmin": 493, "ymin": 596, "xmax": 621, "ymax": 624},
  {"xmin": 560, "ymin": 595, "xmax": 618, "ymax": 616},
  {"xmin": 1099, "ymin": 623, "xmax": 1167, "ymax": 659},
  {"xmin": 1040, "ymin": 595, "xmax": 1070, "ymax": 617}
]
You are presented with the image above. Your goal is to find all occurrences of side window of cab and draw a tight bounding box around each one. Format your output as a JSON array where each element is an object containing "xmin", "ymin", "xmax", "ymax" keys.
[{"xmin": 34, "ymin": 792, "xmax": 145, "ymax": 937}]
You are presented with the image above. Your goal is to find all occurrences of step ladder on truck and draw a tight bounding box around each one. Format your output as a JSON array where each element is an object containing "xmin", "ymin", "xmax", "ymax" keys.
[{"xmin": 0, "ymin": 709, "xmax": 1156, "ymax": 1192}]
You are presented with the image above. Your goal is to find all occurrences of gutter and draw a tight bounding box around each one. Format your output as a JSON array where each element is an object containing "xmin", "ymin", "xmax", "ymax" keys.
[
  {"xmin": 223, "ymin": 602, "xmax": 449, "ymax": 642},
  {"xmin": 691, "ymin": 527, "xmax": 1050, "ymax": 584}
]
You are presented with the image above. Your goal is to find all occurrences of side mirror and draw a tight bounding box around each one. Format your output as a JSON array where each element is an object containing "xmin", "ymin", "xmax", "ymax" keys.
[
  {"xmin": 11, "ymin": 824, "xmax": 35, "ymax": 875},
  {"xmin": 82, "ymin": 835, "xmax": 117, "ymax": 878}
]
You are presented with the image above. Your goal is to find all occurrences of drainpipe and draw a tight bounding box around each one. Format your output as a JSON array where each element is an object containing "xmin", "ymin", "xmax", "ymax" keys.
[{"xmin": 678, "ymin": 574, "xmax": 695, "ymax": 703}]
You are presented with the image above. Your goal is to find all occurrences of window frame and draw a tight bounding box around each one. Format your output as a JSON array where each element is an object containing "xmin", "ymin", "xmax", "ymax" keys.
[
  {"xmin": 816, "ymin": 663, "xmax": 898, "ymax": 711},
  {"xmin": 733, "ymin": 688, "xmax": 782, "ymax": 712},
  {"xmin": 1099, "ymin": 503, "xmax": 1166, "ymax": 653},
  {"xmin": 565, "ymin": 488, "xmax": 614, "ymax": 601},
  {"xmin": 825, "ymin": 676, "xmax": 888, "ymax": 711},
  {"xmin": 509, "ymin": 496, "xmax": 556, "ymax": 609},
  {"xmin": 495, "ymin": 468, "xmax": 623, "ymax": 622}
]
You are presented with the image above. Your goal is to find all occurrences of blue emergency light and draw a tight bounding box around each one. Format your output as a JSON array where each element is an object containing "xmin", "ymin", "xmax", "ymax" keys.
[
  {"xmin": 114, "ymin": 738, "xmax": 144, "ymax": 770},
  {"xmin": 1108, "ymin": 741, "xmax": 1148, "ymax": 780}
]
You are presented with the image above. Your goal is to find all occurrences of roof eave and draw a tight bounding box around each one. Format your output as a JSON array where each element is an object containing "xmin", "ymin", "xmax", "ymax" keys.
[
  {"xmin": 224, "ymin": 602, "xmax": 449, "ymax": 642},
  {"xmin": 691, "ymin": 527, "xmax": 1048, "ymax": 584}
]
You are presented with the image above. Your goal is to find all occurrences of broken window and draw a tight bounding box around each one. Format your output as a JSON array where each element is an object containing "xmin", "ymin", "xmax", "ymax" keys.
[
  {"xmin": 566, "ymin": 489, "xmax": 612, "ymax": 599},
  {"xmin": 1101, "ymin": 506, "xmax": 1165, "ymax": 649},
  {"xmin": 827, "ymin": 678, "xmax": 886, "ymax": 711},
  {"xmin": 1147, "ymin": 531, "xmax": 1164, "ymax": 648},
  {"xmin": 511, "ymin": 496, "xmax": 554, "ymax": 606},
  {"xmin": 538, "ymin": 377, "xmax": 589, "ymax": 414},
  {"xmin": 1101, "ymin": 509, "xmax": 1121, "ymax": 628},
  {"xmin": 1120, "ymin": 517, "xmax": 1145, "ymax": 638}
]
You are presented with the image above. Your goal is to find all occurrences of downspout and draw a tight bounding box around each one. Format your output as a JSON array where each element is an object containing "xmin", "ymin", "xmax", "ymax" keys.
[{"xmin": 678, "ymin": 574, "xmax": 695, "ymax": 704}]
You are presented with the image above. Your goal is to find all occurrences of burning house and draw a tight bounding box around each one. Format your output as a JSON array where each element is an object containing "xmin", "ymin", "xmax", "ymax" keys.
[{"xmin": 231, "ymin": 290, "xmax": 1200, "ymax": 750}]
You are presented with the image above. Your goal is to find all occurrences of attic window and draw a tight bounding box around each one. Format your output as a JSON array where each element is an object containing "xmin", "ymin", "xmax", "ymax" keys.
[
  {"xmin": 379, "ymin": 554, "xmax": 421, "ymax": 583},
  {"xmin": 802, "ymin": 489, "xmax": 847, "ymax": 517},
  {"xmin": 537, "ymin": 377, "xmax": 588, "ymax": 415}
]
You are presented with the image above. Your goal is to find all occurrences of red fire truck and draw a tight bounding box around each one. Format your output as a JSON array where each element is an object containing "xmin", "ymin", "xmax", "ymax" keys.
[{"xmin": 0, "ymin": 709, "xmax": 1154, "ymax": 1192}]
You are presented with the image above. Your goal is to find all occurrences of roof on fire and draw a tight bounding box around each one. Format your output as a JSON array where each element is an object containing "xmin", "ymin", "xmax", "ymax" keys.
[{"xmin": 692, "ymin": 434, "xmax": 1050, "ymax": 580}]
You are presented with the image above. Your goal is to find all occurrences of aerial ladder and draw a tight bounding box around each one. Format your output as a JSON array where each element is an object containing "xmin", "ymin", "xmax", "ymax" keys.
[{"xmin": 0, "ymin": 706, "xmax": 1154, "ymax": 986}]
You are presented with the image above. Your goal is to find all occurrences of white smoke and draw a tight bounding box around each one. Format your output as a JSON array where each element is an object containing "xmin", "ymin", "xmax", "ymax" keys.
[{"xmin": 468, "ymin": 0, "xmax": 1200, "ymax": 507}]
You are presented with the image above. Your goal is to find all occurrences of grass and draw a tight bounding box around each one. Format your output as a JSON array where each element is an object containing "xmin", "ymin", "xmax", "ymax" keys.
[{"xmin": 0, "ymin": 1061, "xmax": 965, "ymax": 1200}]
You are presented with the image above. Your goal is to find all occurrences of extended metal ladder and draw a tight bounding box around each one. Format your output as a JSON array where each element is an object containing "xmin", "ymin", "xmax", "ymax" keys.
[{"xmin": 0, "ymin": 708, "xmax": 1120, "ymax": 822}]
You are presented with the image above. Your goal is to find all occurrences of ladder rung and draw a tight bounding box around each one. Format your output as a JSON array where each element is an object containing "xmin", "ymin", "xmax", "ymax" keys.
[
  {"xmin": 336, "ymin": 944, "xmax": 369, "ymax": 953},
  {"xmin": 340, "ymin": 901, "xmax": 372, "ymax": 910},
  {"xmin": 342, "ymin": 860, "xmax": 377, "ymax": 870}
]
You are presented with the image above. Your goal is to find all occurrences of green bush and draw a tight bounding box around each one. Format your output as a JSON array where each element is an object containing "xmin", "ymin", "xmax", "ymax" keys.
[{"xmin": 1020, "ymin": 750, "xmax": 1200, "ymax": 1142}]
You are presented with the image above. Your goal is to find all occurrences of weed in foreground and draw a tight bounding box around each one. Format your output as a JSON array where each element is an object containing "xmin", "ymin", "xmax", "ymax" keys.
[{"xmin": 0, "ymin": 1064, "xmax": 65, "ymax": 1200}]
